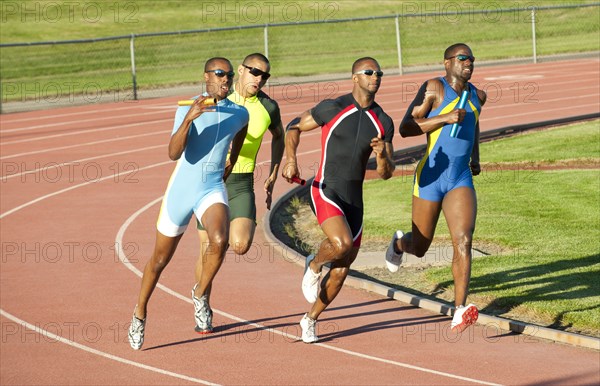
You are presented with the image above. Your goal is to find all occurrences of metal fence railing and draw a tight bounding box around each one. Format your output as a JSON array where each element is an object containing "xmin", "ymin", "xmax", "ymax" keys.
[{"xmin": 1, "ymin": 3, "xmax": 599, "ymax": 113}]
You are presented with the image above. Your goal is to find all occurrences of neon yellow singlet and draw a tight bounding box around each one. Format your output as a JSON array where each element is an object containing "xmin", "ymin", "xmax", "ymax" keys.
[{"xmin": 228, "ymin": 90, "xmax": 281, "ymax": 174}]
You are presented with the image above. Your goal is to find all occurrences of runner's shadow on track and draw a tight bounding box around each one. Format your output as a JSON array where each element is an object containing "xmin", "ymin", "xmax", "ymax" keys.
[
  {"xmin": 525, "ymin": 370, "xmax": 600, "ymax": 386},
  {"xmin": 318, "ymin": 304, "xmax": 415, "ymax": 323},
  {"xmin": 316, "ymin": 314, "xmax": 446, "ymax": 343},
  {"xmin": 143, "ymin": 299, "xmax": 417, "ymax": 350},
  {"xmin": 325, "ymin": 298, "xmax": 400, "ymax": 313},
  {"xmin": 142, "ymin": 320, "xmax": 300, "ymax": 351}
]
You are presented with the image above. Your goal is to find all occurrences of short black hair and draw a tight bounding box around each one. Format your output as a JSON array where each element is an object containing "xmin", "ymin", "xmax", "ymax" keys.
[
  {"xmin": 204, "ymin": 57, "xmax": 232, "ymax": 72},
  {"xmin": 444, "ymin": 43, "xmax": 470, "ymax": 59},
  {"xmin": 352, "ymin": 57, "xmax": 379, "ymax": 73},
  {"xmin": 242, "ymin": 53, "xmax": 269, "ymax": 66}
]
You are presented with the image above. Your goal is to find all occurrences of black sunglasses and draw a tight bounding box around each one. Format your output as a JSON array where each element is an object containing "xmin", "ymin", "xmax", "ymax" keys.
[
  {"xmin": 242, "ymin": 64, "xmax": 271, "ymax": 80},
  {"xmin": 206, "ymin": 69, "xmax": 235, "ymax": 78},
  {"xmin": 353, "ymin": 69, "xmax": 384, "ymax": 77},
  {"xmin": 446, "ymin": 54, "xmax": 475, "ymax": 62}
]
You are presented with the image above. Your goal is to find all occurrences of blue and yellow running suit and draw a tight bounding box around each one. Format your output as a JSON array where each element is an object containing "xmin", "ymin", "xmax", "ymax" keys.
[{"xmin": 413, "ymin": 77, "xmax": 481, "ymax": 202}]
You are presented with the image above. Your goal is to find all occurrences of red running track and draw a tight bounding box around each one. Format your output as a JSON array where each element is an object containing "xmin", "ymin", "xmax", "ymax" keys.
[{"xmin": 1, "ymin": 58, "xmax": 599, "ymax": 385}]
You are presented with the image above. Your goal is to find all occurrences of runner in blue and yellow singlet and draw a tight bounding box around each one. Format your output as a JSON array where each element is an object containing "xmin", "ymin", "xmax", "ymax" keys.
[
  {"xmin": 195, "ymin": 53, "xmax": 284, "ymax": 332},
  {"xmin": 413, "ymin": 76, "xmax": 482, "ymax": 201},
  {"xmin": 385, "ymin": 43, "xmax": 487, "ymax": 333},
  {"xmin": 127, "ymin": 58, "xmax": 249, "ymax": 349}
]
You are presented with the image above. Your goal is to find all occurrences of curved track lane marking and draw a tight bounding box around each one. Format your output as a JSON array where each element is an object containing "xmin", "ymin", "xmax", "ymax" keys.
[
  {"xmin": 0, "ymin": 129, "xmax": 322, "ymax": 161},
  {"xmin": 0, "ymin": 103, "xmax": 174, "ymax": 125},
  {"xmin": 1, "ymin": 110, "xmax": 169, "ymax": 134},
  {"xmin": 484, "ymin": 103, "xmax": 600, "ymax": 121},
  {"xmin": 0, "ymin": 310, "xmax": 218, "ymax": 385},
  {"xmin": 0, "ymin": 163, "xmax": 221, "ymax": 384},
  {"xmin": 0, "ymin": 131, "xmax": 166, "ymax": 160},
  {"xmin": 115, "ymin": 198, "xmax": 502, "ymax": 386},
  {"xmin": 1, "ymin": 144, "xmax": 163, "ymax": 181},
  {"xmin": 0, "ymin": 158, "xmax": 502, "ymax": 386},
  {"xmin": 0, "ymin": 162, "xmax": 170, "ymax": 219},
  {"xmin": 1, "ymin": 119, "xmax": 171, "ymax": 145},
  {"xmin": 2, "ymin": 59, "xmax": 597, "ymax": 385}
]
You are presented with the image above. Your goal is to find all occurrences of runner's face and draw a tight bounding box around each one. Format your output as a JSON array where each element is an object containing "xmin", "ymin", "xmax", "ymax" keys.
[
  {"xmin": 445, "ymin": 46, "xmax": 475, "ymax": 81},
  {"xmin": 205, "ymin": 60, "xmax": 234, "ymax": 100},
  {"xmin": 238, "ymin": 58, "xmax": 270, "ymax": 97},
  {"xmin": 353, "ymin": 60, "xmax": 382, "ymax": 94}
]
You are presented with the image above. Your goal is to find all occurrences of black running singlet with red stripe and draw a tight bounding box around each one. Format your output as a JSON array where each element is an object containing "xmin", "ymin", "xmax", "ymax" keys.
[{"xmin": 309, "ymin": 93, "xmax": 394, "ymax": 246}]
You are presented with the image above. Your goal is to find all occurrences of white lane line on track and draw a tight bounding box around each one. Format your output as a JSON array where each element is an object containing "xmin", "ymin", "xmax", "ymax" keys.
[
  {"xmin": 0, "ymin": 59, "xmax": 594, "ymax": 126},
  {"xmin": 3, "ymin": 82, "xmax": 592, "ymax": 149},
  {"xmin": 0, "ymin": 59, "xmax": 594, "ymax": 385},
  {"xmin": 2, "ymin": 66, "xmax": 595, "ymax": 131},
  {"xmin": 483, "ymin": 102, "xmax": 600, "ymax": 120},
  {"xmin": 115, "ymin": 197, "xmax": 502, "ymax": 386},
  {"xmin": 1, "ymin": 118, "xmax": 171, "ymax": 145},
  {"xmin": 0, "ymin": 162, "xmax": 217, "ymax": 385},
  {"xmin": 376, "ymin": 76, "xmax": 600, "ymax": 97},
  {"xmin": 0, "ymin": 162, "xmax": 171, "ymax": 220},
  {"xmin": 0, "ymin": 110, "xmax": 169, "ymax": 134},
  {"xmin": 1, "ymin": 144, "xmax": 163, "ymax": 181},
  {"xmin": 484, "ymin": 75, "xmax": 544, "ymax": 81},
  {"xmin": 2, "ymin": 77, "xmax": 596, "ymax": 146},
  {"xmin": 0, "ymin": 101, "xmax": 176, "ymax": 126},
  {"xmin": 0, "ymin": 310, "xmax": 218, "ymax": 385},
  {"xmin": 0, "ymin": 128, "xmax": 321, "ymax": 161},
  {"xmin": 140, "ymin": 104, "xmax": 178, "ymax": 110},
  {"xmin": 1, "ymin": 157, "xmax": 502, "ymax": 386},
  {"xmin": 375, "ymin": 83, "xmax": 599, "ymax": 106},
  {"xmin": 0, "ymin": 130, "xmax": 166, "ymax": 161},
  {"xmin": 382, "ymin": 101, "xmax": 600, "ymax": 119}
]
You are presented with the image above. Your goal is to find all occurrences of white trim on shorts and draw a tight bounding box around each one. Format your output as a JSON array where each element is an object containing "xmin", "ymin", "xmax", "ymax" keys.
[
  {"xmin": 195, "ymin": 189, "xmax": 228, "ymax": 229},
  {"xmin": 156, "ymin": 214, "xmax": 187, "ymax": 238},
  {"xmin": 156, "ymin": 189, "xmax": 228, "ymax": 237}
]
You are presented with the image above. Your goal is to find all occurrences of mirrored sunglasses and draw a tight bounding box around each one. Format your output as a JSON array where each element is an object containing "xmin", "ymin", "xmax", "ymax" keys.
[
  {"xmin": 353, "ymin": 69, "xmax": 384, "ymax": 77},
  {"xmin": 446, "ymin": 54, "xmax": 475, "ymax": 62}
]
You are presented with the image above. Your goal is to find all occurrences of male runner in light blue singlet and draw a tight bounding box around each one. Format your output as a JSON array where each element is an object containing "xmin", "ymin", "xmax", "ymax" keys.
[
  {"xmin": 127, "ymin": 57, "xmax": 249, "ymax": 350},
  {"xmin": 385, "ymin": 43, "xmax": 487, "ymax": 333},
  {"xmin": 194, "ymin": 53, "xmax": 284, "ymax": 334}
]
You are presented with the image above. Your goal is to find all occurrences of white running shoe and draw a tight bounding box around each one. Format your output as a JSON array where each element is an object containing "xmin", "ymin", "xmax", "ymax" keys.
[
  {"xmin": 300, "ymin": 313, "xmax": 319, "ymax": 343},
  {"xmin": 128, "ymin": 308, "xmax": 145, "ymax": 350},
  {"xmin": 192, "ymin": 283, "xmax": 213, "ymax": 334},
  {"xmin": 301, "ymin": 254, "xmax": 320, "ymax": 303},
  {"xmin": 385, "ymin": 230, "xmax": 404, "ymax": 272},
  {"xmin": 451, "ymin": 304, "xmax": 479, "ymax": 332}
]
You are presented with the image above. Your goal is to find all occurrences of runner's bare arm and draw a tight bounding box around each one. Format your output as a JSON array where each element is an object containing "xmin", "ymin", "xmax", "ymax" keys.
[{"xmin": 400, "ymin": 80, "xmax": 460, "ymax": 137}]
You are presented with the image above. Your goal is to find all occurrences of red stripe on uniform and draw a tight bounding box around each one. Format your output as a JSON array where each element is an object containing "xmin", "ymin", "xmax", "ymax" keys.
[
  {"xmin": 310, "ymin": 182, "xmax": 343, "ymax": 225},
  {"xmin": 315, "ymin": 104, "xmax": 357, "ymax": 183},
  {"xmin": 367, "ymin": 109, "xmax": 385, "ymax": 138}
]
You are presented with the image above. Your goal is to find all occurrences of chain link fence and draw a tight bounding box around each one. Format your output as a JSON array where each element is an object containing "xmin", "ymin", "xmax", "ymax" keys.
[{"xmin": 1, "ymin": 3, "xmax": 598, "ymax": 112}]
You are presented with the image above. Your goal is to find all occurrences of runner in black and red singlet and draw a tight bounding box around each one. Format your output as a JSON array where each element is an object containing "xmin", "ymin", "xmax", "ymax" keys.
[
  {"xmin": 283, "ymin": 57, "xmax": 396, "ymax": 343},
  {"xmin": 307, "ymin": 93, "xmax": 393, "ymax": 245}
]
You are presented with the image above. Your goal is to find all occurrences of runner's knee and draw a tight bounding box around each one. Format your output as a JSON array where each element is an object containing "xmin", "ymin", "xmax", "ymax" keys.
[
  {"xmin": 229, "ymin": 239, "xmax": 251, "ymax": 255},
  {"xmin": 206, "ymin": 232, "xmax": 229, "ymax": 255},
  {"xmin": 149, "ymin": 253, "xmax": 170, "ymax": 273},
  {"xmin": 329, "ymin": 237, "xmax": 353, "ymax": 260},
  {"xmin": 452, "ymin": 232, "xmax": 473, "ymax": 257}
]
